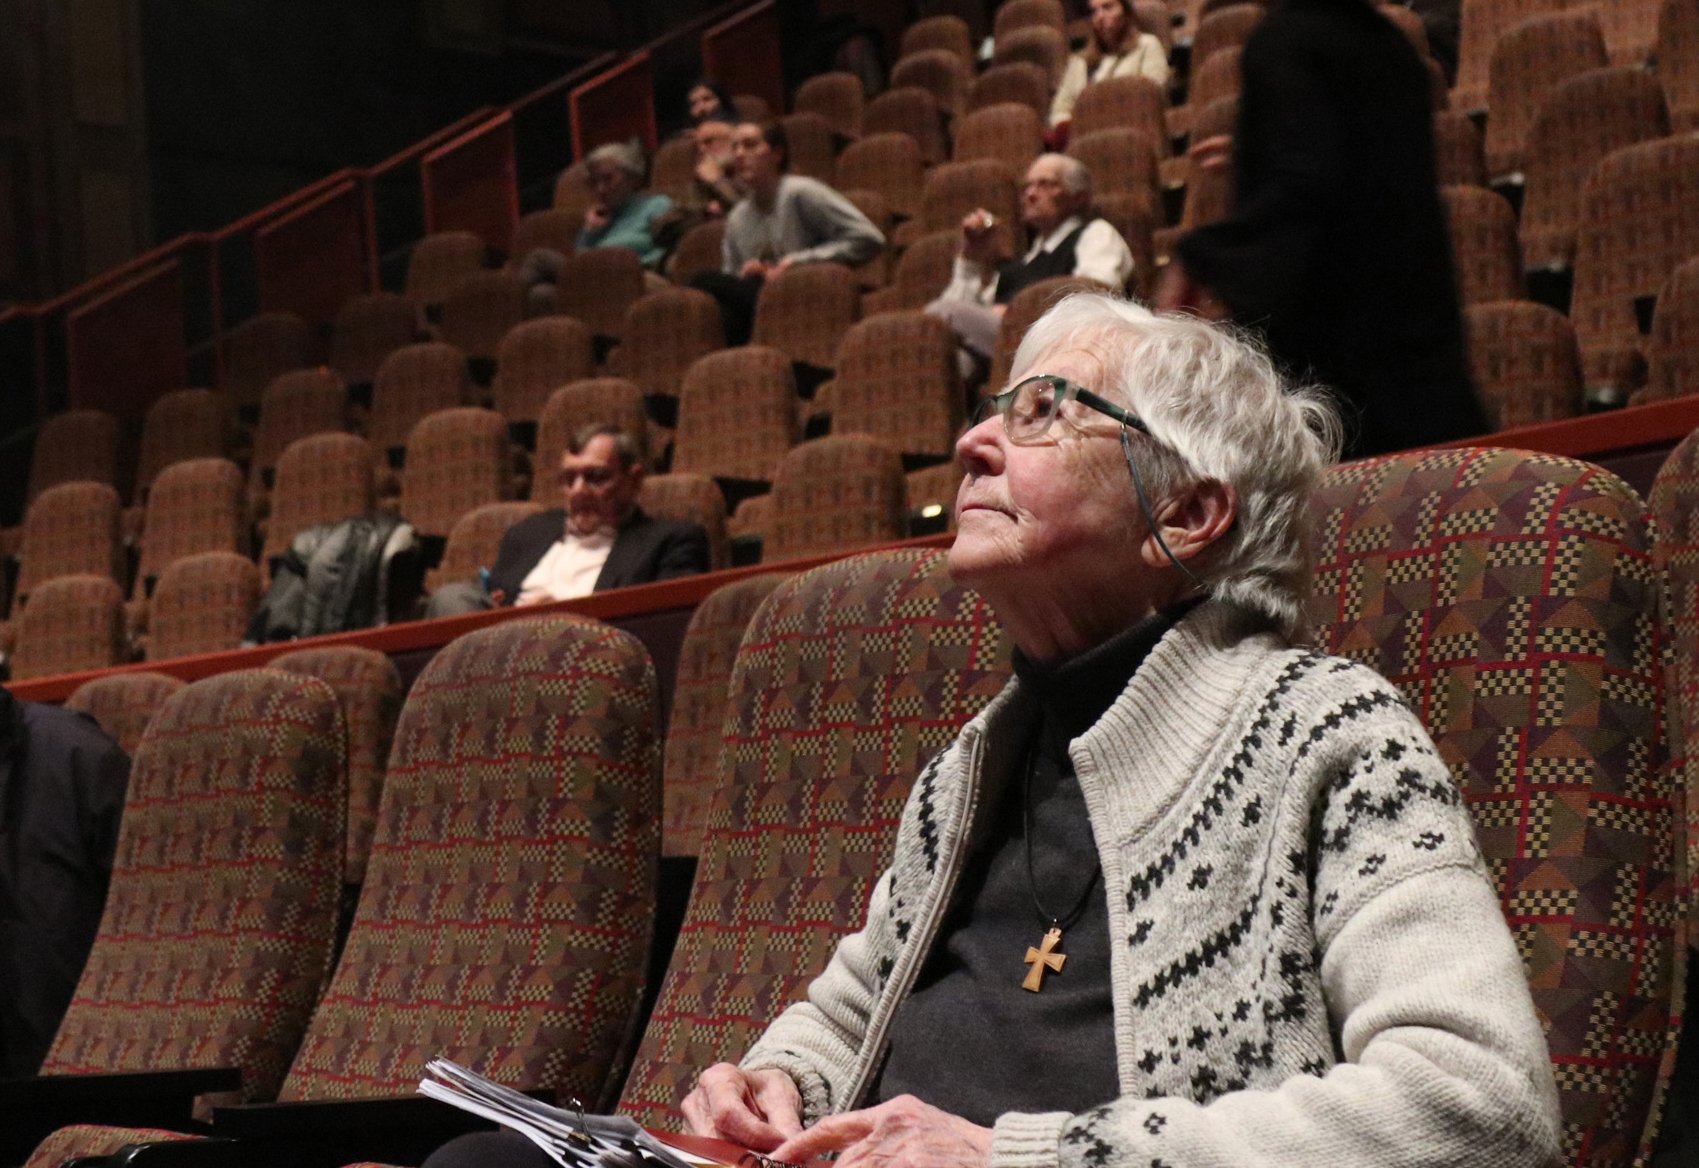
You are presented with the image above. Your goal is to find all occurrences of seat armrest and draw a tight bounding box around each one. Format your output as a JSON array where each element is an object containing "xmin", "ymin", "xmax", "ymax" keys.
[{"xmin": 0, "ymin": 1067, "xmax": 237, "ymax": 1164}]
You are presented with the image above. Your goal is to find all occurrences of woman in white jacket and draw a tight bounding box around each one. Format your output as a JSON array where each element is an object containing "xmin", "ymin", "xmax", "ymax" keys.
[{"xmin": 1049, "ymin": 0, "xmax": 1170, "ymax": 128}]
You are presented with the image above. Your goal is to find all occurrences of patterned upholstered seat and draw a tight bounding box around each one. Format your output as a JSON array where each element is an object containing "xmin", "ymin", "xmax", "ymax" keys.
[
  {"xmin": 914, "ymin": 160, "xmax": 1020, "ymax": 257},
  {"xmin": 661, "ymin": 573, "xmax": 791, "ymax": 858},
  {"xmin": 1440, "ymin": 185, "xmax": 1525, "ymax": 306},
  {"xmin": 836, "ymin": 133, "xmax": 926, "ymax": 221},
  {"xmin": 397, "ymin": 406, "xmax": 510, "ymax": 540},
  {"xmin": 1571, "ymin": 136, "xmax": 1699, "ymax": 395},
  {"xmin": 779, "ymin": 112, "xmax": 838, "ymax": 186},
  {"xmin": 222, "ymin": 312, "xmax": 319, "ymax": 414},
  {"xmin": 27, "ymin": 409, "xmax": 121, "ymax": 504},
  {"xmin": 1462, "ymin": 301, "xmax": 1585, "ymax": 429},
  {"xmin": 649, "ymin": 137, "xmax": 699, "ymax": 203},
  {"xmin": 532, "ymin": 380, "xmax": 652, "ymax": 501},
  {"xmin": 261, "ymin": 433, "xmax": 375, "ymax": 567},
  {"xmin": 553, "ymin": 161, "xmax": 593, "ymax": 222},
  {"xmin": 249, "ymin": 369, "xmax": 350, "ymax": 499},
  {"xmin": 762, "ymin": 435, "xmax": 908, "ymax": 563},
  {"xmin": 992, "ymin": 25, "xmax": 1068, "ymax": 87},
  {"xmin": 969, "ymin": 62, "xmax": 1051, "ymax": 120},
  {"xmin": 901, "ymin": 15, "xmax": 975, "ymax": 66},
  {"xmin": 824, "ymin": 311, "xmax": 962, "ymax": 461},
  {"xmin": 424, "ymin": 501, "xmax": 544, "ymax": 596},
  {"xmin": 269, "ymin": 645, "xmax": 404, "ymax": 888},
  {"xmin": 1090, "ymin": 192, "xmax": 1158, "ymax": 303},
  {"xmin": 862, "ymin": 230, "xmax": 958, "ymax": 315},
  {"xmin": 1483, "ymin": 9, "xmax": 1609, "ymax": 179},
  {"xmin": 607, "ymin": 289, "xmax": 725, "ymax": 408},
  {"xmin": 508, "ymin": 208, "xmax": 582, "ymax": 263},
  {"xmin": 330, "ymin": 292, "xmax": 422, "ymax": 388},
  {"xmin": 1593, "ymin": 0, "xmax": 1661, "ymax": 64},
  {"xmin": 552, "ymin": 249, "xmax": 646, "ymax": 343},
  {"xmin": 993, "ymin": 0, "xmax": 1064, "ymax": 37},
  {"xmin": 9, "ymin": 576, "xmax": 126, "ymax": 681},
  {"xmin": 134, "ymin": 458, "xmax": 248, "ymax": 595},
  {"xmin": 862, "ymin": 87, "xmax": 948, "ymax": 165},
  {"xmin": 1166, "ymin": 42, "xmax": 1243, "ymax": 140},
  {"xmin": 1069, "ymin": 127, "xmax": 1163, "ymax": 230},
  {"xmin": 988, "ymin": 275, "xmax": 1113, "ymax": 392},
  {"xmin": 437, "ymin": 270, "xmax": 530, "ymax": 366},
  {"xmin": 639, "ymin": 474, "xmax": 731, "ymax": 573},
  {"xmin": 490, "ymin": 317, "xmax": 597, "ymax": 431},
  {"xmin": 893, "ymin": 49, "xmax": 973, "ymax": 119},
  {"xmin": 1661, "ymin": 0, "xmax": 1699, "ymax": 131},
  {"xmin": 1452, "ymin": 0, "xmax": 1569, "ymax": 114},
  {"xmin": 672, "ymin": 347, "xmax": 798, "ymax": 485},
  {"xmin": 906, "ymin": 457, "xmax": 966, "ymax": 523},
  {"xmin": 620, "ymin": 548, "xmax": 1012, "ymax": 1122},
  {"xmin": 1651, "ymin": 433, "xmax": 1699, "ymax": 930},
  {"xmin": 795, "ymin": 71, "xmax": 866, "ymax": 140},
  {"xmin": 668, "ymin": 220, "xmax": 727, "ymax": 285},
  {"xmin": 404, "ymin": 231, "xmax": 489, "ymax": 310},
  {"xmin": 1069, "ymin": 70, "xmax": 1166, "ymax": 148},
  {"xmin": 146, "ymin": 552, "xmax": 262, "ymax": 661},
  {"xmin": 951, "ymin": 102, "xmax": 1043, "ymax": 176},
  {"xmin": 1433, "ymin": 110, "xmax": 1487, "ymax": 188},
  {"xmin": 65, "ymin": 672, "xmax": 186, "ymax": 756},
  {"xmin": 1643, "ymin": 256, "xmax": 1699, "ymax": 404},
  {"xmin": 40, "ymin": 669, "xmax": 345, "ymax": 1096},
  {"xmin": 751, "ymin": 263, "xmax": 862, "ymax": 373},
  {"xmin": 1152, "ymin": 97, "xmax": 1237, "ymax": 264},
  {"xmin": 367, "ymin": 342, "xmax": 474, "ymax": 457},
  {"xmin": 131, "ymin": 390, "xmax": 232, "ymax": 508},
  {"xmin": 1308, "ymin": 446, "xmax": 1682, "ymax": 1166},
  {"xmin": 15, "ymin": 482, "xmax": 124, "ymax": 603},
  {"xmin": 1517, "ymin": 67, "xmax": 1668, "ymax": 271}
]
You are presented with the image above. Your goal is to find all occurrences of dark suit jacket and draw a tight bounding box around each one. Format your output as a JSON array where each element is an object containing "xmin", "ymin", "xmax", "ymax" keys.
[{"xmin": 487, "ymin": 507, "xmax": 710, "ymax": 603}]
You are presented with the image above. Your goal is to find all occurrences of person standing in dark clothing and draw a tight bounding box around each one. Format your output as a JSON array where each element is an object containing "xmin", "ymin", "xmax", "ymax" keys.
[
  {"xmin": 0, "ymin": 687, "xmax": 129, "ymax": 1076},
  {"xmin": 1161, "ymin": 0, "xmax": 1487, "ymax": 458}
]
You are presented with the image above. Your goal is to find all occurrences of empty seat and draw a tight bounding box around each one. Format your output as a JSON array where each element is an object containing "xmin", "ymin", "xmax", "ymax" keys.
[
  {"xmin": 329, "ymin": 292, "xmax": 421, "ymax": 388},
  {"xmin": 1483, "ymin": 8, "xmax": 1609, "ymax": 179},
  {"xmin": 751, "ymin": 263, "xmax": 862, "ymax": 372},
  {"xmin": 1068, "ymin": 75, "xmax": 1168, "ymax": 156},
  {"xmin": 1462, "ymin": 300, "xmax": 1584, "ymax": 428},
  {"xmin": 952, "ymin": 102, "xmax": 1044, "ymax": 175},
  {"xmin": 660, "ymin": 573, "xmax": 790, "ymax": 857},
  {"xmin": 836, "ymin": 132, "xmax": 926, "ymax": 221},
  {"xmin": 8, "ymin": 576, "xmax": 125, "ymax": 681},
  {"xmin": 824, "ymin": 311, "xmax": 962, "ymax": 461},
  {"xmin": 915, "ymin": 160, "xmax": 1021, "ymax": 256},
  {"xmin": 552, "ymin": 248, "xmax": 646, "ymax": 343},
  {"xmin": 906, "ymin": 457, "xmax": 966, "ymax": 520},
  {"xmin": 262, "ymin": 433, "xmax": 375, "ymax": 566},
  {"xmin": 969, "ymin": 61, "xmax": 1051, "ymax": 119},
  {"xmin": 26, "ymin": 409, "xmax": 120, "ymax": 504},
  {"xmin": 992, "ymin": 25, "xmax": 1068, "ymax": 86},
  {"xmin": 778, "ymin": 111, "xmax": 838, "ymax": 185},
  {"xmin": 794, "ymin": 71, "xmax": 864, "ymax": 141},
  {"xmin": 1452, "ymin": 0, "xmax": 1567, "ymax": 113},
  {"xmin": 367, "ymin": 341, "xmax": 473, "ymax": 457},
  {"xmin": 268, "ymin": 645, "xmax": 403, "ymax": 889},
  {"xmin": 1069, "ymin": 127, "xmax": 1164, "ymax": 225},
  {"xmin": 1152, "ymin": 97, "xmax": 1237, "ymax": 263},
  {"xmin": 763, "ymin": 435, "xmax": 908, "ymax": 562},
  {"xmin": 15, "ymin": 482, "xmax": 123, "ymax": 603},
  {"xmin": 404, "ymin": 230, "xmax": 488, "ymax": 309},
  {"xmin": 863, "ymin": 230, "xmax": 961, "ymax": 314},
  {"xmin": 862, "ymin": 87, "xmax": 949, "ymax": 165},
  {"xmin": 1440, "ymin": 185, "xmax": 1525, "ymax": 306},
  {"xmin": 1570, "ymin": 136, "xmax": 1699, "ymax": 394},
  {"xmin": 607, "ymin": 288, "xmax": 725, "ymax": 407},
  {"xmin": 397, "ymin": 406, "xmax": 510, "ymax": 540},
  {"xmin": 672, "ymin": 347, "xmax": 798, "ymax": 485},
  {"xmin": 1190, "ymin": 3, "xmax": 1264, "ymax": 71},
  {"xmin": 668, "ymin": 219, "xmax": 727, "ymax": 284},
  {"xmin": 892, "ymin": 49, "xmax": 973, "ymax": 119},
  {"xmin": 1433, "ymin": 110, "xmax": 1488, "ymax": 187},
  {"xmin": 989, "ymin": 275, "xmax": 1114, "ymax": 391},
  {"xmin": 1091, "ymin": 192, "xmax": 1159, "ymax": 302},
  {"xmin": 619, "ymin": 549, "xmax": 1011, "ymax": 1121},
  {"xmin": 490, "ymin": 316, "xmax": 596, "ymax": 430},
  {"xmin": 64, "ymin": 672, "xmax": 185, "ymax": 756},
  {"xmin": 1660, "ymin": 0, "xmax": 1699, "ymax": 131},
  {"xmin": 132, "ymin": 390, "xmax": 231, "ymax": 505},
  {"xmin": 1518, "ymin": 67, "xmax": 1669, "ymax": 271},
  {"xmin": 508, "ymin": 207, "xmax": 581, "ymax": 261},
  {"xmin": 146, "ymin": 551, "xmax": 261, "ymax": 661},
  {"xmin": 532, "ymin": 380, "xmax": 652, "ymax": 501},
  {"xmin": 1644, "ymin": 256, "xmax": 1699, "ymax": 403},
  {"xmin": 1649, "ymin": 430, "xmax": 1699, "ymax": 933},
  {"xmin": 437, "ymin": 269, "xmax": 529, "ymax": 366},
  {"xmin": 638, "ymin": 474, "xmax": 731, "ymax": 573},
  {"xmin": 994, "ymin": 0, "xmax": 1065, "ymax": 38},
  {"xmin": 553, "ymin": 160, "xmax": 593, "ymax": 221},
  {"xmin": 426, "ymin": 501, "xmax": 544, "ymax": 596},
  {"xmin": 1308, "ymin": 446, "xmax": 1681, "ymax": 1167},
  {"xmin": 222, "ymin": 312, "xmax": 318, "ymax": 414},
  {"xmin": 648, "ymin": 137, "xmax": 700, "ymax": 203},
  {"xmin": 134, "ymin": 458, "xmax": 247, "ymax": 596},
  {"xmin": 901, "ymin": 14, "xmax": 975, "ymax": 65},
  {"xmin": 1166, "ymin": 43, "xmax": 1241, "ymax": 141},
  {"xmin": 249, "ymin": 369, "xmax": 349, "ymax": 495}
]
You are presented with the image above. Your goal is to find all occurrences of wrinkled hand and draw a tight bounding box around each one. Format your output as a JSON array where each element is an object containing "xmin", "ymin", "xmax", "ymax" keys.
[
  {"xmin": 959, "ymin": 208, "xmax": 999, "ymax": 265},
  {"xmin": 1188, "ymin": 133, "xmax": 1233, "ymax": 172},
  {"xmin": 584, "ymin": 205, "xmax": 612, "ymax": 233},
  {"xmin": 681, "ymin": 1064, "xmax": 805, "ymax": 1153},
  {"xmin": 770, "ymin": 1096, "xmax": 993, "ymax": 1168},
  {"xmin": 769, "ymin": 255, "xmax": 795, "ymax": 277}
]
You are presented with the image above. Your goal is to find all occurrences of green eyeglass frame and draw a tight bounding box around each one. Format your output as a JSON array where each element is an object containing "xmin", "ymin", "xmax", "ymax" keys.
[{"xmin": 973, "ymin": 373, "xmax": 1151, "ymax": 444}]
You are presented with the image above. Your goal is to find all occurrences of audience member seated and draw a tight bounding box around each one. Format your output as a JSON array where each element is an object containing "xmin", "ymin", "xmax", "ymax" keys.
[
  {"xmin": 427, "ymin": 424, "xmax": 709, "ymax": 616},
  {"xmin": 657, "ymin": 117, "xmax": 743, "ymax": 244},
  {"xmin": 0, "ymin": 685, "xmax": 129, "ymax": 1076},
  {"xmin": 928, "ymin": 153, "xmax": 1135, "ymax": 383},
  {"xmin": 519, "ymin": 142, "xmax": 673, "ymax": 305},
  {"xmin": 1048, "ymin": 0, "xmax": 1170, "ymax": 136},
  {"xmin": 423, "ymin": 294, "xmax": 1561, "ymax": 1168},
  {"xmin": 689, "ymin": 120, "xmax": 885, "ymax": 345},
  {"xmin": 686, "ymin": 78, "xmax": 739, "ymax": 127}
]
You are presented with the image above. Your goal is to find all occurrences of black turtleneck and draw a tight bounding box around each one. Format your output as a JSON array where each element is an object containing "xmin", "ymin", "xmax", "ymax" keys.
[{"xmin": 867, "ymin": 602, "xmax": 1196, "ymax": 1125}]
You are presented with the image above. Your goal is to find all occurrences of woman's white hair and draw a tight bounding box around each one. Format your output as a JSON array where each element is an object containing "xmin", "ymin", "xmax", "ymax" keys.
[{"xmin": 1011, "ymin": 293, "xmax": 1342, "ymax": 641}]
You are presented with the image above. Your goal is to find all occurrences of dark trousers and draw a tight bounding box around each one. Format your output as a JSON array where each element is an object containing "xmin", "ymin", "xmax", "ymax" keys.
[{"xmin": 688, "ymin": 270, "xmax": 762, "ymax": 347}]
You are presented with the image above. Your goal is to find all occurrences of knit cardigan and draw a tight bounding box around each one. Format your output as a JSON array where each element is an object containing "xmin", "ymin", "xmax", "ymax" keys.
[{"xmin": 742, "ymin": 603, "xmax": 1561, "ymax": 1168}]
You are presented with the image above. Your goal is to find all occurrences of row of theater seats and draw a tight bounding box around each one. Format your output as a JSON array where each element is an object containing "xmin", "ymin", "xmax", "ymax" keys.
[{"xmin": 8, "ymin": 437, "xmax": 1693, "ymax": 1168}]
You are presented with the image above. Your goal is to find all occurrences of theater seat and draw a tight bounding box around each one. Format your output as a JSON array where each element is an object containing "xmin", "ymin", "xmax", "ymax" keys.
[{"xmin": 64, "ymin": 672, "xmax": 186, "ymax": 756}]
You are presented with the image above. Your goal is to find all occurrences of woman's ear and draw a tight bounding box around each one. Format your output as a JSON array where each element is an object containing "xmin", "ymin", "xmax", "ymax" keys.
[{"xmin": 1140, "ymin": 479, "xmax": 1237, "ymax": 568}]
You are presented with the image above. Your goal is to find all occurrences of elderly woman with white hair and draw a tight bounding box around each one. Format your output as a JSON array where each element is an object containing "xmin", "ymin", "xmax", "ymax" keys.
[{"xmin": 681, "ymin": 295, "xmax": 1561, "ymax": 1168}]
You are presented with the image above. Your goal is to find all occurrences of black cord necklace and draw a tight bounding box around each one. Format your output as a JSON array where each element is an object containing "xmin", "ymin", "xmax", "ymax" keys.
[{"xmin": 1020, "ymin": 736, "xmax": 1101, "ymax": 992}]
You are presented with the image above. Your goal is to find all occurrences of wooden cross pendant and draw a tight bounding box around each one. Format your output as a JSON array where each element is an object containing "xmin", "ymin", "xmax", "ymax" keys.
[{"xmin": 1022, "ymin": 926, "xmax": 1067, "ymax": 992}]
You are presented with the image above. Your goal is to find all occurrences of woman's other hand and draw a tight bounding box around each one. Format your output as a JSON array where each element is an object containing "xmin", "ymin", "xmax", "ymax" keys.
[{"xmin": 680, "ymin": 1064, "xmax": 805, "ymax": 1153}]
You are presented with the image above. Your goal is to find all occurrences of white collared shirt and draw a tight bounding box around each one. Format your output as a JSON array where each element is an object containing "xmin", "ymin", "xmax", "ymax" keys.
[
  {"xmin": 515, "ymin": 528, "xmax": 615, "ymax": 604},
  {"xmin": 940, "ymin": 214, "xmax": 1137, "ymax": 307}
]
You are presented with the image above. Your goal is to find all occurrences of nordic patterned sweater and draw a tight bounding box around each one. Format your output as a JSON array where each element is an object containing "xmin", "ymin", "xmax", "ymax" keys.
[{"xmin": 741, "ymin": 602, "xmax": 1562, "ymax": 1168}]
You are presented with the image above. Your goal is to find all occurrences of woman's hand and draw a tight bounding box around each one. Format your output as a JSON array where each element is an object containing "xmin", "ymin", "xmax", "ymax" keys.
[
  {"xmin": 680, "ymin": 1063, "xmax": 805, "ymax": 1153},
  {"xmin": 769, "ymin": 1095, "xmax": 993, "ymax": 1168}
]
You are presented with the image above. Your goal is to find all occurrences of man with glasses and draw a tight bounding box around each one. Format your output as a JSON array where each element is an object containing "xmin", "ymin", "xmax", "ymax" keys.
[
  {"xmin": 425, "ymin": 423, "xmax": 708, "ymax": 616},
  {"xmin": 927, "ymin": 153, "xmax": 1136, "ymax": 384}
]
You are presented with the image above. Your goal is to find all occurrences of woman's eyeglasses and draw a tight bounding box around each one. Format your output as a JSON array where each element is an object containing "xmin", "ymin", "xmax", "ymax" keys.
[{"xmin": 972, "ymin": 373, "xmax": 1150, "ymax": 445}]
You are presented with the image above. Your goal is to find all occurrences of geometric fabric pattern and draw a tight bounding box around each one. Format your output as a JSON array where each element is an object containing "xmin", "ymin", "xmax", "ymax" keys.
[
  {"xmin": 553, "ymin": 249, "xmax": 647, "ymax": 342},
  {"xmin": 278, "ymin": 616, "xmax": 659, "ymax": 1110},
  {"xmin": 915, "ymin": 160, "xmax": 1020, "ymax": 255},
  {"xmin": 10, "ymin": 575, "xmax": 126, "ymax": 681},
  {"xmin": 863, "ymin": 88, "xmax": 949, "ymax": 165},
  {"xmin": 989, "ymin": 275, "xmax": 1114, "ymax": 393},
  {"xmin": 892, "ymin": 49, "xmax": 972, "ymax": 120},
  {"xmin": 1462, "ymin": 300, "xmax": 1585, "ymax": 429},
  {"xmin": 427, "ymin": 501, "xmax": 544, "ymax": 596},
  {"xmin": 620, "ymin": 549, "xmax": 1012, "ymax": 1124},
  {"xmin": 491, "ymin": 317, "xmax": 597, "ymax": 429},
  {"xmin": 794, "ymin": 70, "xmax": 866, "ymax": 140},
  {"xmin": 863, "ymin": 230, "xmax": 960, "ymax": 314},
  {"xmin": 27, "ymin": 409, "xmax": 121, "ymax": 504},
  {"xmin": 638, "ymin": 474, "xmax": 732, "ymax": 573},
  {"xmin": 991, "ymin": 26, "xmax": 1068, "ymax": 91},
  {"xmin": 660, "ymin": 572, "xmax": 790, "ymax": 858},
  {"xmin": 837, "ymin": 133, "xmax": 927, "ymax": 221},
  {"xmin": 1069, "ymin": 127, "xmax": 1163, "ymax": 228},
  {"xmin": 222, "ymin": 312, "xmax": 319, "ymax": 414},
  {"xmin": 268, "ymin": 645, "xmax": 405, "ymax": 888},
  {"xmin": 249, "ymin": 369, "xmax": 349, "ymax": 494},
  {"xmin": 23, "ymin": 1125, "xmax": 196, "ymax": 1168},
  {"xmin": 398, "ymin": 406, "xmax": 511, "ymax": 540},
  {"xmin": 1070, "ymin": 75, "xmax": 1168, "ymax": 157},
  {"xmin": 1308, "ymin": 446, "xmax": 1682, "ymax": 1167},
  {"xmin": 608, "ymin": 288, "xmax": 726, "ymax": 406},
  {"xmin": 673, "ymin": 348, "xmax": 799, "ymax": 484},
  {"xmin": 1482, "ymin": 8, "xmax": 1609, "ymax": 179},
  {"xmin": 1649, "ymin": 431, "xmax": 1699, "ymax": 923},
  {"xmin": 64, "ymin": 671, "xmax": 187, "ymax": 756},
  {"xmin": 146, "ymin": 551, "xmax": 262, "ymax": 662},
  {"xmin": 262, "ymin": 433, "xmax": 375, "ymax": 567},
  {"xmin": 133, "ymin": 390, "xmax": 232, "ymax": 505},
  {"xmin": 367, "ymin": 342, "xmax": 474, "ymax": 455},
  {"xmin": 1662, "ymin": 0, "xmax": 1699, "ymax": 132},
  {"xmin": 404, "ymin": 231, "xmax": 489, "ymax": 310},
  {"xmin": 763, "ymin": 435, "xmax": 909, "ymax": 563},
  {"xmin": 41, "ymin": 669, "xmax": 347, "ymax": 1104},
  {"xmin": 330, "ymin": 292, "xmax": 422, "ymax": 388},
  {"xmin": 1644, "ymin": 255, "xmax": 1699, "ymax": 404},
  {"xmin": 825, "ymin": 311, "xmax": 963, "ymax": 461},
  {"xmin": 1453, "ymin": 0, "xmax": 1570, "ymax": 114},
  {"xmin": 752, "ymin": 263, "xmax": 863, "ymax": 372},
  {"xmin": 969, "ymin": 62, "xmax": 1051, "ymax": 121},
  {"xmin": 1440, "ymin": 184, "xmax": 1525, "ymax": 307},
  {"xmin": 16, "ymin": 481, "xmax": 124, "ymax": 600},
  {"xmin": 1433, "ymin": 109, "xmax": 1488, "ymax": 188},
  {"xmin": 437, "ymin": 270, "xmax": 529, "ymax": 365},
  {"xmin": 134, "ymin": 458, "xmax": 248, "ymax": 592}
]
